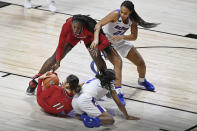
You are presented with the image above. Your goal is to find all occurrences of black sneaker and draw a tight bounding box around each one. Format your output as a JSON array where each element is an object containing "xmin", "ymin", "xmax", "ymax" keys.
[{"xmin": 26, "ymin": 79, "xmax": 38, "ymax": 95}]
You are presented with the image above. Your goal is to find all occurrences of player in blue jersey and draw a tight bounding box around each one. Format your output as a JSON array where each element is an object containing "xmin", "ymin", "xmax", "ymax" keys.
[
  {"xmin": 71, "ymin": 69, "xmax": 139, "ymax": 128},
  {"xmin": 91, "ymin": 1, "xmax": 159, "ymax": 105}
]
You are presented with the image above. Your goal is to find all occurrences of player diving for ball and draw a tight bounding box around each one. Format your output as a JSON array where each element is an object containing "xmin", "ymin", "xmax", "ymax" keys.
[
  {"xmin": 71, "ymin": 69, "xmax": 140, "ymax": 128},
  {"xmin": 35, "ymin": 72, "xmax": 80, "ymax": 116}
]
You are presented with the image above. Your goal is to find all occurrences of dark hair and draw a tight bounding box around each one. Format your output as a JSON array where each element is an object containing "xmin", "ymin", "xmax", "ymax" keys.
[
  {"xmin": 121, "ymin": 1, "xmax": 159, "ymax": 28},
  {"xmin": 96, "ymin": 69, "xmax": 116, "ymax": 90},
  {"xmin": 72, "ymin": 14, "xmax": 105, "ymax": 34},
  {"xmin": 67, "ymin": 74, "xmax": 81, "ymax": 93}
]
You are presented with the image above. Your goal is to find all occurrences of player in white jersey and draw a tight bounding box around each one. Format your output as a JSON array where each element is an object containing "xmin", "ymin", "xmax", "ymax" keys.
[
  {"xmin": 71, "ymin": 69, "xmax": 139, "ymax": 128},
  {"xmin": 91, "ymin": 1, "xmax": 159, "ymax": 104}
]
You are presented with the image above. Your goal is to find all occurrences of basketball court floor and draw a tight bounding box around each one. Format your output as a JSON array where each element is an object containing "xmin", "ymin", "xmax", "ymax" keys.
[{"xmin": 0, "ymin": 0, "xmax": 197, "ymax": 131}]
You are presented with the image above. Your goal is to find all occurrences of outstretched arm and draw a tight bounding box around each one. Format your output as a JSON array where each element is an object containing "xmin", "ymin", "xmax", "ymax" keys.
[
  {"xmin": 91, "ymin": 11, "xmax": 119, "ymax": 49},
  {"xmin": 111, "ymin": 90, "xmax": 140, "ymax": 120}
]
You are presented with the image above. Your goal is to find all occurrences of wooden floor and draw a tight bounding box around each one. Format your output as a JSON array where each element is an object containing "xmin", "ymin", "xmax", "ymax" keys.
[{"xmin": 0, "ymin": 0, "xmax": 197, "ymax": 131}]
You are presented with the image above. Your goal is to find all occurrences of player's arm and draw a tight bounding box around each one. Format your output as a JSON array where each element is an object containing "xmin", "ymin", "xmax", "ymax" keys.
[
  {"xmin": 122, "ymin": 19, "xmax": 138, "ymax": 41},
  {"xmin": 36, "ymin": 78, "xmax": 44, "ymax": 97},
  {"xmin": 36, "ymin": 73, "xmax": 51, "ymax": 97},
  {"xmin": 111, "ymin": 90, "xmax": 140, "ymax": 120},
  {"xmin": 110, "ymin": 19, "xmax": 138, "ymax": 42},
  {"xmin": 91, "ymin": 11, "xmax": 119, "ymax": 49},
  {"xmin": 53, "ymin": 23, "xmax": 69, "ymax": 71}
]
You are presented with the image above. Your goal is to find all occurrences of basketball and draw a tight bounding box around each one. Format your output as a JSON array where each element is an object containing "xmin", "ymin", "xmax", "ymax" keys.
[{"xmin": 43, "ymin": 73, "xmax": 59, "ymax": 88}]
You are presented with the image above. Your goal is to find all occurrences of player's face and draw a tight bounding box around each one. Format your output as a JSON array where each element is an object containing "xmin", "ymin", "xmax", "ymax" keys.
[
  {"xmin": 72, "ymin": 21, "xmax": 83, "ymax": 35},
  {"xmin": 62, "ymin": 80, "xmax": 69, "ymax": 89},
  {"xmin": 120, "ymin": 6, "xmax": 131, "ymax": 22}
]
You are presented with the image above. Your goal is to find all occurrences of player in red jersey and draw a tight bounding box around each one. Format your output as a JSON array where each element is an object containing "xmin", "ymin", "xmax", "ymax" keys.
[
  {"xmin": 26, "ymin": 15, "xmax": 121, "ymax": 96},
  {"xmin": 36, "ymin": 72, "xmax": 80, "ymax": 116}
]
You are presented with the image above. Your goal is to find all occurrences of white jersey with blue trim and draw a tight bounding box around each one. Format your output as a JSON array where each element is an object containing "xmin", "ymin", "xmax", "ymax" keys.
[
  {"xmin": 81, "ymin": 78, "xmax": 108, "ymax": 100},
  {"xmin": 103, "ymin": 9, "xmax": 132, "ymax": 42}
]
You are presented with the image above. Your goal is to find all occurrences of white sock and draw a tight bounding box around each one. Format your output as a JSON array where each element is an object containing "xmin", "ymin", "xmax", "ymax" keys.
[
  {"xmin": 138, "ymin": 77, "xmax": 145, "ymax": 82},
  {"xmin": 115, "ymin": 87, "xmax": 122, "ymax": 94}
]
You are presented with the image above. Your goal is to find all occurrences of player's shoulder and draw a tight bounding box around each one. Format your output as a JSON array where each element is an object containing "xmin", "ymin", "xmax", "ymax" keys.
[
  {"xmin": 66, "ymin": 17, "xmax": 72, "ymax": 22},
  {"xmin": 62, "ymin": 17, "xmax": 72, "ymax": 28},
  {"xmin": 106, "ymin": 9, "xmax": 120, "ymax": 22}
]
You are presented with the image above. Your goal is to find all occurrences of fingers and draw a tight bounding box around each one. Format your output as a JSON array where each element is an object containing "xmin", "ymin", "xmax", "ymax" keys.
[
  {"xmin": 88, "ymin": 48, "xmax": 98, "ymax": 57},
  {"xmin": 90, "ymin": 43, "xmax": 95, "ymax": 49},
  {"xmin": 128, "ymin": 116, "xmax": 140, "ymax": 120},
  {"xmin": 111, "ymin": 35, "xmax": 123, "ymax": 42},
  {"xmin": 90, "ymin": 40, "xmax": 98, "ymax": 49},
  {"xmin": 110, "ymin": 36, "xmax": 119, "ymax": 42}
]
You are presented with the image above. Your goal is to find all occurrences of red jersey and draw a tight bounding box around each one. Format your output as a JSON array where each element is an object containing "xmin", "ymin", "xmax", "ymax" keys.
[
  {"xmin": 36, "ymin": 79, "xmax": 73, "ymax": 115},
  {"xmin": 56, "ymin": 17, "xmax": 110, "ymax": 61}
]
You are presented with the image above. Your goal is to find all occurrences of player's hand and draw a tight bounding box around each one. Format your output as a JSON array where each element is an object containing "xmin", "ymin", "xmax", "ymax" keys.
[
  {"xmin": 88, "ymin": 48, "xmax": 98, "ymax": 57},
  {"xmin": 52, "ymin": 61, "xmax": 60, "ymax": 71},
  {"xmin": 90, "ymin": 39, "xmax": 99, "ymax": 49},
  {"xmin": 110, "ymin": 35, "xmax": 124, "ymax": 42},
  {"xmin": 39, "ymin": 74, "xmax": 47, "ymax": 79},
  {"xmin": 126, "ymin": 115, "xmax": 140, "ymax": 120},
  {"xmin": 39, "ymin": 72, "xmax": 52, "ymax": 79}
]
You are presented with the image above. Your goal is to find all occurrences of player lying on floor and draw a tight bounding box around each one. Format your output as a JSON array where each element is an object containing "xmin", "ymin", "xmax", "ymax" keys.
[
  {"xmin": 71, "ymin": 69, "xmax": 140, "ymax": 128},
  {"xmin": 35, "ymin": 72, "xmax": 80, "ymax": 116}
]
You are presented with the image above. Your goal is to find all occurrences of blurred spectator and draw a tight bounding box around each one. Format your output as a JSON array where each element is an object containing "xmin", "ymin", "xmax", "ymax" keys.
[{"xmin": 24, "ymin": 0, "xmax": 56, "ymax": 12}]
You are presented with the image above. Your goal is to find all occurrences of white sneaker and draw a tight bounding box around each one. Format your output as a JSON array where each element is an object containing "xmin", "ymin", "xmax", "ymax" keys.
[
  {"xmin": 49, "ymin": 1, "xmax": 56, "ymax": 12},
  {"xmin": 24, "ymin": 0, "xmax": 31, "ymax": 9}
]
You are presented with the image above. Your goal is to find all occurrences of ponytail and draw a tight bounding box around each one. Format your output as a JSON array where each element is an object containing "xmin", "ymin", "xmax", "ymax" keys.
[{"xmin": 121, "ymin": 1, "xmax": 159, "ymax": 28}]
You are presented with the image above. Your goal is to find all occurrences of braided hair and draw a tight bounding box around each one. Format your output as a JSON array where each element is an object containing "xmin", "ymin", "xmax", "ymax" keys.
[
  {"xmin": 96, "ymin": 69, "xmax": 116, "ymax": 90},
  {"xmin": 121, "ymin": 1, "xmax": 159, "ymax": 28},
  {"xmin": 72, "ymin": 14, "xmax": 105, "ymax": 34}
]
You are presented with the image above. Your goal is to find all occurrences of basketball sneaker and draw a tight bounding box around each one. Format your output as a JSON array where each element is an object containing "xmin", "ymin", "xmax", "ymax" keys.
[
  {"xmin": 26, "ymin": 74, "xmax": 41, "ymax": 95},
  {"xmin": 138, "ymin": 79, "xmax": 155, "ymax": 91},
  {"xmin": 24, "ymin": 0, "xmax": 31, "ymax": 9}
]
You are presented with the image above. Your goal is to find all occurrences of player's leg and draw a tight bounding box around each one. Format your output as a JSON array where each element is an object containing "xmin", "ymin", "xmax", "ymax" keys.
[
  {"xmin": 97, "ymin": 112, "xmax": 114, "ymax": 125},
  {"xmin": 26, "ymin": 44, "xmax": 73, "ymax": 95},
  {"xmin": 104, "ymin": 47, "xmax": 122, "ymax": 88},
  {"xmin": 87, "ymin": 46, "xmax": 107, "ymax": 74},
  {"xmin": 104, "ymin": 46, "xmax": 126, "ymax": 105},
  {"xmin": 72, "ymin": 94, "xmax": 114, "ymax": 128},
  {"xmin": 81, "ymin": 111, "xmax": 114, "ymax": 128},
  {"xmin": 126, "ymin": 46, "xmax": 155, "ymax": 91}
]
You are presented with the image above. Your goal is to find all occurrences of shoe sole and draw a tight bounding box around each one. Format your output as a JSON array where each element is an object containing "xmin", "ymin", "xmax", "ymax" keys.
[{"xmin": 26, "ymin": 92, "xmax": 35, "ymax": 95}]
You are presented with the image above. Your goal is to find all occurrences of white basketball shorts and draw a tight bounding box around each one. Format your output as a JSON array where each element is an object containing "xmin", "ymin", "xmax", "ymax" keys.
[{"xmin": 72, "ymin": 93, "xmax": 106, "ymax": 117}]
